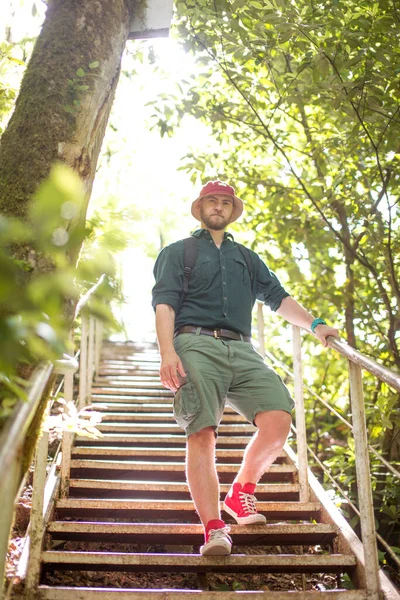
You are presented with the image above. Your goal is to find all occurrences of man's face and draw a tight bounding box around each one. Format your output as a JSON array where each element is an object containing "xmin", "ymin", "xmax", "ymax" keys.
[{"xmin": 199, "ymin": 194, "xmax": 234, "ymax": 230}]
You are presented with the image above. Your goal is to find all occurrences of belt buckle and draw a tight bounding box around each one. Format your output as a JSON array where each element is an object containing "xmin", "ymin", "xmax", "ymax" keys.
[{"xmin": 213, "ymin": 329, "xmax": 220, "ymax": 339}]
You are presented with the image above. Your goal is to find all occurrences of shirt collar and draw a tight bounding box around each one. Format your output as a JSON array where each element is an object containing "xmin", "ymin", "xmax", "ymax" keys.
[{"xmin": 192, "ymin": 229, "xmax": 235, "ymax": 241}]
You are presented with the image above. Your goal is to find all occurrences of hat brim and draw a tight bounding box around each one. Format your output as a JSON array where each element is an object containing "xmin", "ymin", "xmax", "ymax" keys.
[{"xmin": 191, "ymin": 193, "xmax": 243, "ymax": 224}]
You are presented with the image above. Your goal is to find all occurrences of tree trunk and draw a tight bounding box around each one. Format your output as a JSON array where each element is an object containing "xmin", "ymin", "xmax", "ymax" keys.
[{"xmin": 0, "ymin": 0, "xmax": 138, "ymax": 266}]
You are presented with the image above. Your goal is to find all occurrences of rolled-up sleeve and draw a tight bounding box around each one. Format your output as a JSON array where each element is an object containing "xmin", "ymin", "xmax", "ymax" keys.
[
  {"xmin": 255, "ymin": 255, "xmax": 290, "ymax": 311},
  {"xmin": 152, "ymin": 244, "xmax": 184, "ymax": 314}
]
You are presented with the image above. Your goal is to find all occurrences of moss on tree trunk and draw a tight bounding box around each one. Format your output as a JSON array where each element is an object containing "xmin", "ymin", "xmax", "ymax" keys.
[{"xmin": 0, "ymin": 0, "xmax": 138, "ymax": 265}]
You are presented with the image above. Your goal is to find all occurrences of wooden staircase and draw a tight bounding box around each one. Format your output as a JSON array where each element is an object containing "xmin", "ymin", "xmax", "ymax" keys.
[{"xmin": 36, "ymin": 341, "xmax": 367, "ymax": 598}]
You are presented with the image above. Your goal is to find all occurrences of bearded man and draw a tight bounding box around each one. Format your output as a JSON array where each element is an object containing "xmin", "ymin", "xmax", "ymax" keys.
[{"xmin": 152, "ymin": 180, "xmax": 339, "ymax": 556}]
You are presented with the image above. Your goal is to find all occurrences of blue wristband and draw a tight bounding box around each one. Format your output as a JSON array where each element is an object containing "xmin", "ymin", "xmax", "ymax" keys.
[{"xmin": 311, "ymin": 318, "xmax": 326, "ymax": 333}]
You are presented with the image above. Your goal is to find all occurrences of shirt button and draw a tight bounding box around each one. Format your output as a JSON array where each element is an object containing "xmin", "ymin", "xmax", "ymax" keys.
[
  {"xmin": 223, "ymin": 282, "xmax": 226, "ymax": 285},
  {"xmin": 209, "ymin": 240, "xmax": 213, "ymax": 244},
  {"xmin": 224, "ymin": 296, "xmax": 227, "ymax": 300},
  {"xmin": 222, "ymin": 266, "xmax": 226, "ymax": 269}
]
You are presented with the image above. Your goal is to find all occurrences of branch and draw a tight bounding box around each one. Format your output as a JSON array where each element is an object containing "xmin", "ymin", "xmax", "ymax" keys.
[{"xmin": 296, "ymin": 25, "xmax": 391, "ymax": 208}]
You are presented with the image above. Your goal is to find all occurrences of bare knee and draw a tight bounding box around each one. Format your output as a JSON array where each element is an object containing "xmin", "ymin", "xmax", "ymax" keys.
[
  {"xmin": 187, "ymin": 426, "xmax": 216, "ymax": 451},
  {"xmin": 254, "ymin": 410, "xmax": 291, "ymax": 444}
]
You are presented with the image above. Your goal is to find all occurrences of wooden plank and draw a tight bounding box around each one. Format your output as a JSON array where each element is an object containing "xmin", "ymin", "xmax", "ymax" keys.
[
  {"xmin": 93, "ymin": 382, "xmax": 166, "ymax": 390},
  {"xmin": 68, "ymin": 479, "xmax": 298, "ymax": 494},
  {"xmin": 55, "ymin": 499, "xmax": 321, "ymax": 521},
  {"xmin": 95, "ymin": 424, "xmax": 256, "ymax": 434},
  {"xmin": 47, "ymin": 521, "xmax": 337, "ymax": 545},
  {"xmin": 41, "ymin": 550, "xmax": 357, "ymax": 573},
  {"xmin": 91, "ymin": 389, "xmax": 173, "ymax": 397},
  {"xmin": 91, "ymin": 396, "xmax": 172, "ymax": 404},
  {"xmin": 69, "ymin": 460, "xmax": 296, "ymax": 473},
  {"xmin": 38, "ymin": 588, "xmax": 368, "ymax": 600},
  {"xmin": 94, "ymin": 373, "xmax": 160, "ymax": 385},
  {"xmin": 75, "ymin": 434, "xmax": 253, "ymax": 446},
  {"xmin": 88, "ymin": 404, "xmax": 238, "ymax": 415},
  {"xmin": 87, "ymin": 403, "xmax": 174, "ymax": 412},
  {"xmin": 93, "ymin": 413, "xmax": 245, "ymax": 423},
  {"xmin": 70, "ymin": 448, "xmax": 286, "ymax": 460}
]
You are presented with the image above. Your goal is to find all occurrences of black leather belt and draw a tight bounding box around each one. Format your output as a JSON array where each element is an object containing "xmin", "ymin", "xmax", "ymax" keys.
[{"xmin": 175, "ymin": 326, "xmax": 251, "ymax": 342}]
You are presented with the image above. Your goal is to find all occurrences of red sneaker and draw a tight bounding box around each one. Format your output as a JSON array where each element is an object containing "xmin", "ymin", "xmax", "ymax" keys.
[
  {"xmin": 223, "ymin": 482, "xmax": 266, "ymax": 525},
  {"xmin": 200, "ymin": 519, "xmax": 232, "ymax": 556}
]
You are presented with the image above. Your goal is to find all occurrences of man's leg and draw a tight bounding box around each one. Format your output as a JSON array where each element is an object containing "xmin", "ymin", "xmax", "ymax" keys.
[
  {"xmin": 223, "ymin": 410, "xmax": 291, "ymax": 524},
  {"xmin": 235, "ymin": 410, "xmax": 292, "ymax": 485},
  {"xmin": 186, "ymin": 426, "xmax": 219, "ymax": 526},
  {"xmin": 186, "ymin": 425, "xmax": 232, "ymax": 556}
]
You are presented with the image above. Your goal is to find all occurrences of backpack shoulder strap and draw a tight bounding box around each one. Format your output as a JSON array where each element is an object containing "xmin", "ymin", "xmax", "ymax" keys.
[
  {"xmin": 236, "ymin": 243, "xmax": 254, "ymax": 285},
  {"xmin": 183, "ymin": 236, "xmax": 198, "ymax": 294}
]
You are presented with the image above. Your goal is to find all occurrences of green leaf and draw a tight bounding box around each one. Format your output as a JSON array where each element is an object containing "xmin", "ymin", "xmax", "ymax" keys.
[
  {"xmin": 76, "ymin": 68, "xmax": 86, "ymax": 77},
  {"xmin": 89, "ymin": 61, "xmax": 100, "ymax": 69},
  {"xmin": 8, "ymin": 56, "xmax": 25, "ymax": 66}
]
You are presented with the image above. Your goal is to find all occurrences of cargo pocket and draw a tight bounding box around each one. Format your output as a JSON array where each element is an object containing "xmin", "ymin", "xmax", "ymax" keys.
[{"xmin": 173, "ymin": 377, "xmax": 200, "ymax": 430}]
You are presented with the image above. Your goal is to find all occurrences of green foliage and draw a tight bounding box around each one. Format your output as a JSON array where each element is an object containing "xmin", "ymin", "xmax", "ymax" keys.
[
  {"xmin": 45, "ymin": 397, "xmax": 103, "ymax": 440},
  {"xmin": 0, "ymin": 40, "xmax": 29, "ymax": 133},
  {"xmin": 66, "ymin": 61, "xmax": 101, "ymax": 115},
  {"xmin": 0, "ymin": 164, "xmax": 123, "ymax": 423},
  {"xmin": 149, "ymin": 0, "xmax": 400, "ymax": 562}
]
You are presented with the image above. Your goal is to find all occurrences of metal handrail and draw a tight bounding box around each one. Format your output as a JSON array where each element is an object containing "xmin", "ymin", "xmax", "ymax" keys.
[
  {"xmin": 0, "ymin": 363, "xmax": 53, "ymax": 476},
  {"xmin": 262, "ymin": 345, "xmax": 400, "ymax": 479},
  {"xmin": 74, "ymin": 273, "xmax": 105, "ymax": 319},
  {"xmin": 327, "ymin": 336, "xmax": 400, "ymax": 393}
]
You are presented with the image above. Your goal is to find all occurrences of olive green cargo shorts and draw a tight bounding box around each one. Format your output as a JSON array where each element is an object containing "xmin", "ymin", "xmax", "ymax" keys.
[{"xmin": 173, "ymin": 332, "xmax": 294, "ymax": 437}]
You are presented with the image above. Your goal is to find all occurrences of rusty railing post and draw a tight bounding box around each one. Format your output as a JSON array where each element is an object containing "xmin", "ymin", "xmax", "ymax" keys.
[
  {"xmin": 78, "ymin": 314, "xmax": 89, "ymax": 409},
  {"xmin": 292, "ymin": 325, "xmax": 309, "ymax": 502},
  {"xmin": 87, "ymin": 315, "xmax": 95, "ymax": 403},
  {"xmin": 348, "ymin": 361, "xmax": 381, "ymax": 599},
  {"xmin": 24, "ymin": 429, "xmax": 49, "ymax": 597}
]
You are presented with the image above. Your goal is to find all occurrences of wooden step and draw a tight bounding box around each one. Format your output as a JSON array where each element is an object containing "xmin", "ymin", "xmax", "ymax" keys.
[
  {"xmin": 70, "ymin": 460, "xmax": 295, "ymax": 474},
  {"xmin": 93, "ymin": 373, "xmax": 161, "ymax": 386},
  {"xmin": 88, "ymin": 403, "xmax": 238, "ymax": 415},
  {"xmin": 71, "ymin": 447, "xmax": 246, "ymax": 457},
  {"xmin": 90, "ymin": 396, "xmax": 173, "ymax": 404},
  {"xmin": 38, "ymin": 588, "xmax": 368, "ymax": 600},
  {"xmin": 99, "ymin": 364, "xmax": 160, "ymax": 369},
  {"xmin": 68, "ymin": 479, "xmax": 299, "ymax": 501},
  {"xmin": 92, "ymin": 384, "xmax": 168, "ymax": 396},
  {"xmin": 41, "ymin": 551, "xmax": 356, "ymax": 573},
  {"xmin": 47, "ymin": 521, "xmax": 337, "ymax": 545},
  {"xmin": 93, "ymin": 413, "xmax": 245, "ymax": 423},
  {"xmin": 70, "ymin": 448, "xmax": 287, "ymax": 462},
  {"xmin": 99, "ymin": 366, "xmax": 160, "ymax": 371},
  {"xmin": 93, "ymin": 381, "xmax": 165, "ymax": 390},
  {"xmin": 55, "ymin": 499, "xmax": 321, "ymax": 521},
  {"xmin": 92, "ymin": 389, "xmax": 173, "ymax": 397},
  {"xmin": 75, "ymin": 434, "xmax": 255, "ymax": 447},
  {"xmin": 87, "ymin": 403, "xmax": 176, "ymax": 412},
  {"xmin": 95, "ymin": 423, "xmax": 256, "ymax": 434},
  {"xmin": 69, "ymin": 461, "xmax": 295, "ymax": 484}
]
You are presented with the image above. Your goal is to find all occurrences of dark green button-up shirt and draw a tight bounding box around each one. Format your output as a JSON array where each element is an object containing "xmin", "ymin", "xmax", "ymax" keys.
[{"xmin": 152, "ymin": 229, "xmax": 290, "ymax": 336}]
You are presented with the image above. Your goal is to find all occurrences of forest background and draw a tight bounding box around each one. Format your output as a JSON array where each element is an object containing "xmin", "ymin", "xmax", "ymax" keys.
[{"xmin": 0, "ymin": 0, "xmax": 399, "ymax": 582}]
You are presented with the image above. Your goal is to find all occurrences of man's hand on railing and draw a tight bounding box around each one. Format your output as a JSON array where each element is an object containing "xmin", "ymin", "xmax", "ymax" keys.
[{"xmin": 313, "ymin": 324, "xmax": 340, "ymax": 348}]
